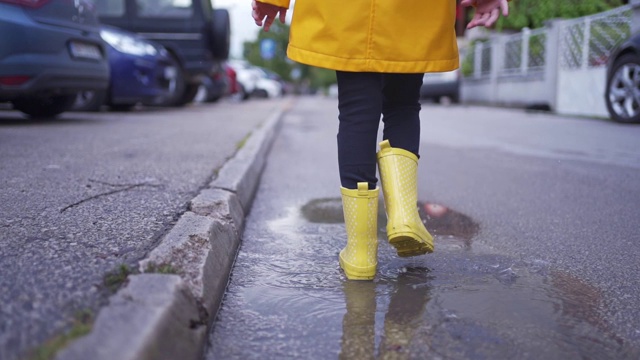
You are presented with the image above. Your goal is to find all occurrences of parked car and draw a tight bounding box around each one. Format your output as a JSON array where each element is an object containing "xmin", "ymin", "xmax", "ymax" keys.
[
  {"xmin": 0, "ymin": 0, "xmax": 109, "ymax": 118},
  {"xmin": 420, "ymin": 68, "xmax": 461, "ymax": 103},
  {"xmin": 73, "ymin": 25, "xmax": 178, "ymax": 111},
  {"xmin": 605, "ymin": 31, "xmax": 640, "ymax": 124},
  {"xmin": 201, "ymin": 64, "xmax": 229, "ymax": 103},
  {"xmin": 260, "ymin": 67, "xmax": 288, "ymax": 95},
  {"xmin": 254, "ymin": 67, "xmax": 283, "ymax": 99},
  {"xmin": 95, "ymin": 0, "xmax": 230, "ymax": 107},
  {"xmin": 201, "ymin": 62, "xmax": 241, "ymax": 102},
  {"xmin": 227, "ymin": 60, "xmax": 260, "ymax": 100}
]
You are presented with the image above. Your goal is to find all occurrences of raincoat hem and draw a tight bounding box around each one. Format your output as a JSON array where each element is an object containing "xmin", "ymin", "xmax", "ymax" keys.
[{"xmin": 287, "ymin": 45, "xmax": 459, "ymax": 73}]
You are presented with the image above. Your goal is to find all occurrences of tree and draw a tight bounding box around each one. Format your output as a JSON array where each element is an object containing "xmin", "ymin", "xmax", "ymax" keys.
[
  {"xmin": 243, "ymin": 21, "xmax": 337, "ymax": 92},
  {"xmin": 243, "ymin": 22, "xmax": 292, "ymax": 81},
  {"xmin": 493, "ymin": 0, "xmax": 623, "ymax": 30}
]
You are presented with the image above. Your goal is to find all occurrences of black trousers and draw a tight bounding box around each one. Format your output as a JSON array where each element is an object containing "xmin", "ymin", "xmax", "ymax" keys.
[{"xmin": 336, "ymin": 71, "xmax": 423, "ymax": 190}]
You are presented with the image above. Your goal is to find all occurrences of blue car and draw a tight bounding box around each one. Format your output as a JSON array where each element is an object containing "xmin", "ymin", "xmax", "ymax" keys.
[
  {"xmin": 0, "ymin": 0, "xmax": 110, "ymax": 118},
  {"xmin": 74, "ymin": 25, "xmax": 179, "ymax": 111}
]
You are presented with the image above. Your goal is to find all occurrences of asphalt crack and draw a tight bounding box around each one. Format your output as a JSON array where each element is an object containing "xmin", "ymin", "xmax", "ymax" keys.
[{"xmin": 60, "ymin": 179, "xmax": 162, "ymax": 213}]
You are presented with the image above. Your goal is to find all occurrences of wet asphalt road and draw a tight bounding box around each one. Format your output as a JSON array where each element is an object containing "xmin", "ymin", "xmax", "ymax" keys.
[
  {"xmin": 207, "ymin": 97, "xmax": 640, "ymax": 359},
  {"xmin": 0, "ymin": 99, "xmax": 284, "ymax": 360}
]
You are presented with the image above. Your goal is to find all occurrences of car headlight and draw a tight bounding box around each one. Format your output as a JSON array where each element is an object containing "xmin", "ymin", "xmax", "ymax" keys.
[{"xmin": 100, "ymin": 29, "xmax": 158, "ymax": 57}]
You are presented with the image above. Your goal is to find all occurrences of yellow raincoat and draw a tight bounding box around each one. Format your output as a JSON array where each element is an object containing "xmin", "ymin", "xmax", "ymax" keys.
[{"xmin": 258, "ymin": 0, "xmax": 459, "ymax": 73}]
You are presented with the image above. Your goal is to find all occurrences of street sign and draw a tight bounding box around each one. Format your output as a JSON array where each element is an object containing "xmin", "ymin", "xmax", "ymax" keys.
[{"xmin": 260, "ymin": 38, "xmax": 276, "ymax": 60}]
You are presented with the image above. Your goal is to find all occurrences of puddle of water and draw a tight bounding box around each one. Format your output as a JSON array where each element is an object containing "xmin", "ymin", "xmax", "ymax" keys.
[
  {"xmin": 302, "ymin": 198, "xmax": 479, "ymax": 249},
  {"xmin": 208, "ymin": 198, "xmax": 639, "ymax": 359}
]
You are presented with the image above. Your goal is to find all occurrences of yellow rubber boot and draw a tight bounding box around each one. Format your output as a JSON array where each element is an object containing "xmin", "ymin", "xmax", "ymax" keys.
[
  {"xmin": 339, "ymin": 182, "xmax": 379, "ymax": 280},
  {"xmin": 377, "ymin": 140, "xmax": 434, "ymax": 257}
]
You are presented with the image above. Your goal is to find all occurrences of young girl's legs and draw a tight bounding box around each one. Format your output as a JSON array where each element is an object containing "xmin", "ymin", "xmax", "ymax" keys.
[
  {"xmin": 335, "ymin": 71, "xmax": 429, "ymax": 279},
  {"xmin": 335, "ymin": 71, "xmax": 423, "ymax": 191},
  {"xmin": 335, "ymin": 71, "xmax": 383, "ymax": 280},
  {"xmin": 336, "ymin": 71, "xmax": 383, "ymax": 190},
  {"xmin": 376, "ymin": 73, "xmax": 434, "ymax": 257},
  {"xmin": 381, "ymin": 73, "xmax": 423, "ymax": 155}
]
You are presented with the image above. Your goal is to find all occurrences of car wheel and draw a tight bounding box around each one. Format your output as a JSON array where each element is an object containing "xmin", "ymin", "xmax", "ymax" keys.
[
  {"xmin": 12, "ymin": 94, "xmax": 77, "ymax": 118},
  {"xmin": 73, "ymin": 90, "xmax": 107, "ymax": 112},
  {"xmin": 206, "ymin": 94, "xmax": 221, "ymax": 103},
  {"xmin": 211, "ymin": 9, "xmax": 230, "ymax": 60},
  {"xmin": 239, "ymin": 84, "xmax": 250, "ymax": 101},
  {"xmin": 253, "ymin": 89, "xmax": 269, "ymax": 98},
  {"xmin": 175, "ymin": 84, "xmax": 200, "ymax": 106},
  {"xmin": 157, "ymin": 55, "xmax": 187, "ymax": 107},
  {"xmin": 605, "ymin": 53, "xmax": 640, "ymax": 124},
  {"xmin": 201, "ymin": 76, "xmax": 222, "ymax": 103}
]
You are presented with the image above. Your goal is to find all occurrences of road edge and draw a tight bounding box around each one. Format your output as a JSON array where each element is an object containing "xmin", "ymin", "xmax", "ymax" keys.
[{"xmin": 55, "ymin": 101, "xmax": 289, "ymax": 360}]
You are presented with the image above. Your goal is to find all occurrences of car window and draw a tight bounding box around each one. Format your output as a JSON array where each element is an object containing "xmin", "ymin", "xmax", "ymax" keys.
[
  {"xmin": 26, "ymin": 0, "xmax": 101, "ymax": 27},
  {"xmin": 136, "ymin": 0, "xmax": 194, "ymax": 18},
  {"xmin": 96, "ymin": 0, "xmax": 125, "ymax": 16}
]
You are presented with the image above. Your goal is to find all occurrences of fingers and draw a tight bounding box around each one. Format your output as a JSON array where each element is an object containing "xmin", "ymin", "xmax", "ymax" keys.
[
  {"xmin": 252, "ymin": 9, "xmax": 264, "ymax": 26},
  {"xmin": 485, "ymin": 8, "xmax": 500, "ymax": 27},
  {"xmin": 251, "ymin": 1, "xmax": 263, "ymax": 25},
  {"xmin": 263, "ymin": 14, "xmax": 274, "ymax": 31},
  {"xmin": 479, "ymin": 11, "xmax": 491, "ymax": 25},
  {"xmin": 467, "ymin": 0, "xmax": 510, "ymax": 29},
  {"xmin": 500, "ymin": 0, "xmax": 509, "ymax": 16},
  {"xmin": 252, "ymin": 1, "xmax": 287, "ymax": 31},
  {"xmin": 467, "ymin": 12, "xmax": 490, "ymax": 29},
  {"xmin": 466, "ymin": 14, "xmax": 479, "ymax": 29}
]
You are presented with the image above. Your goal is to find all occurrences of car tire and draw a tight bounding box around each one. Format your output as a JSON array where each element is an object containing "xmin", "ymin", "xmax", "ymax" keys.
[
  {"xmin": 238, "ymin": 84, "xmax": 250, "ymax": 101},
  {"xmin": 205, "ymin": 94, "xmax": 221, "ymax": 103},
  {"xmin": 12, "ymin": 94, "xmax": 77, "ymax": 118},
  {"xmin": 211, "ymin": 9, "xmax": 230, "ymax": 60},
  {"xmin": 175, "ymin": 84, "xmax": 200, "ymax": 106},
  {"xmin": 157, "ymin": 55, "xmax": 187, "ymax": 107},
  {"xmin": 253, "ymin": 89, "xmax": 269, "ymax": 99},
  {"xmin": 605, "ymin": 53, "xmax": 640, "ymax": 124},
  {"xmin": 201, "ymin": 76, "xmax": 223, "ymax": 103},
  {"xmin": 73, "ymin": 90, "xmax": 107, "ymax": 112}
]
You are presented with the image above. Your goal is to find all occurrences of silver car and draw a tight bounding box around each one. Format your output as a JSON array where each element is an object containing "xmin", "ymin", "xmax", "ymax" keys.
[{"xmin": 420, "ymin": 68, "xmax": 461, "ymax": 104}]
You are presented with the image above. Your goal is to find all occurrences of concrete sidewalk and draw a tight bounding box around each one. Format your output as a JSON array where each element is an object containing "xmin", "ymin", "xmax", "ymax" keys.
[{"xmin": 51, "ymin": 100, "xmax": 289, "ymax": 360}]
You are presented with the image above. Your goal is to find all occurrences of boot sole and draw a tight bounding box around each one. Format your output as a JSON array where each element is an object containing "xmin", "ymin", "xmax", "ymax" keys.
[
  {"xmin": 388, "ymin": 232, "xmax": 434, "ymax": 257},
  {"xmin": 339, "ymin": 252, "xmax": 376, "ymax": 280}
]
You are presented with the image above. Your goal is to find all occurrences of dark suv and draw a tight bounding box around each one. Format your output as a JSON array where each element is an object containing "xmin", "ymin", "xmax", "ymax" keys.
[
  {"xmin": 96, "ymin": 0, "xmax": 230, "ymax": 106},
  {"xmin": 0, "ymin": 0, "xmax": 110, "ymax": 118}
]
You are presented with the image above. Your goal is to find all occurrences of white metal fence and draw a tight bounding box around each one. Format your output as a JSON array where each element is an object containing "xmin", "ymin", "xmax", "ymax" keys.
[
  {"xmin": 461, "ymin": 3, "xmax": 639, "ymax": 118},
  {"xmin": 560, "ymin": 6, "xmax": 632, "ymax": 70}
]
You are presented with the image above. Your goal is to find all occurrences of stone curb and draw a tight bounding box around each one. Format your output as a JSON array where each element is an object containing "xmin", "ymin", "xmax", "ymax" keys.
[
  {"xmin": 56, "ymin": 104, "xmax": 286, "ymax": 360},
  {"xmin": 56, "ymin": 275, "xmax": 206, "ymax": 360}
]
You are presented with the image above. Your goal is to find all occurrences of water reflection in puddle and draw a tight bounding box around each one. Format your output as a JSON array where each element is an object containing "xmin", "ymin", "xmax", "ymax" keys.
[
  {"xmin": 302, "ymin": 199, "xmax": 479, "ymax": 250},
  {"xmin": 209, "ymin": 199, "xmax": 638, "ymax": 359}
]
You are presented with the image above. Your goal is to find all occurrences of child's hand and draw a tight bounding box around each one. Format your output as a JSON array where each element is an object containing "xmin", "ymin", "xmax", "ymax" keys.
[
  {"xmin": 460, "ymin": 0, "xmax": 509, "ymax": 29},
  {"xmin": 252, "ymin": 0, "xmax": 287, "ymax": 32}
]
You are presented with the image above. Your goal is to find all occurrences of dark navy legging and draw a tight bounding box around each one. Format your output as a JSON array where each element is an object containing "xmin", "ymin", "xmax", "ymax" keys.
[{"xmin": 336, "ymin": 71, "xmax": 423, "ymax": 190}]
